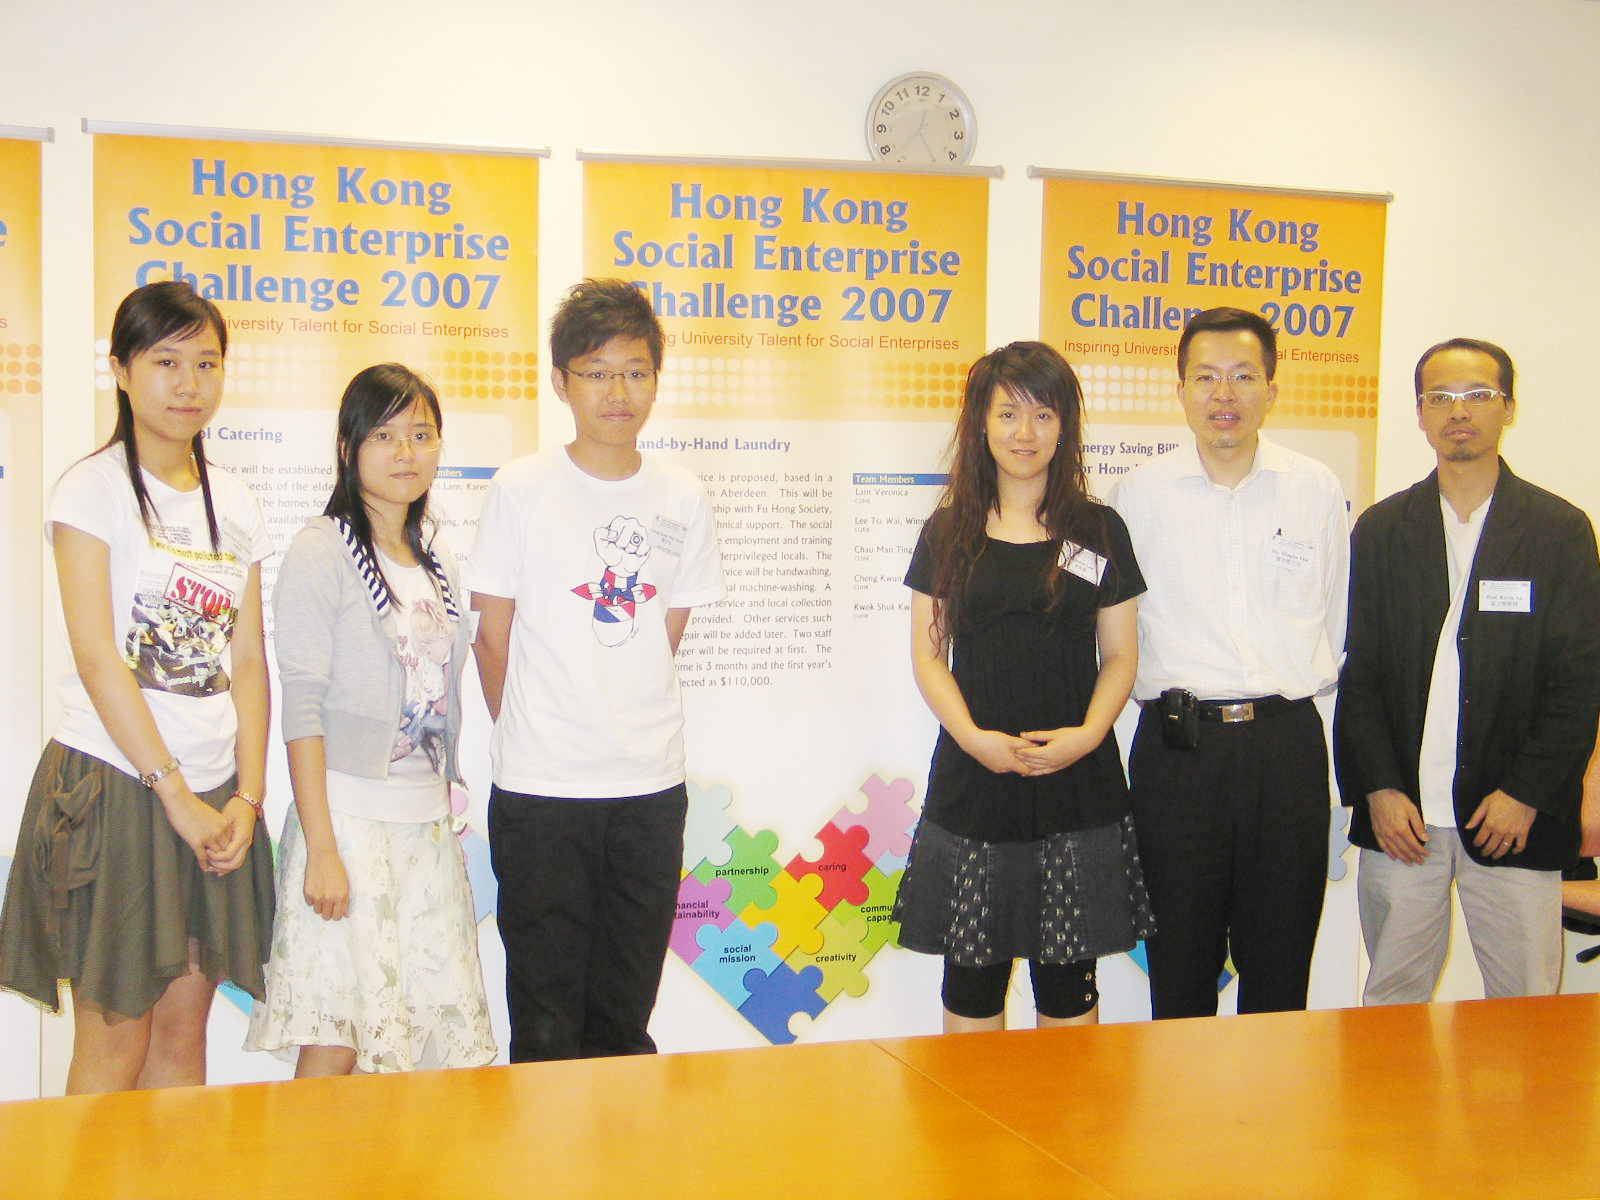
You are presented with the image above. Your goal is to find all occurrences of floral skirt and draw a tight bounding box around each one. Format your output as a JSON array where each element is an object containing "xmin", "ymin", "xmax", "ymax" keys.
[
  {"xmin": 893, "ymin": 814, "xmax": 1156, "ymax": 967},
  {"xmin": 0, "ymin": 741, "xmax": 274, "ymax": 1019},
  {"xmin": 245, "ymin": 806, "xmax": 495, "ymax": 1072}
]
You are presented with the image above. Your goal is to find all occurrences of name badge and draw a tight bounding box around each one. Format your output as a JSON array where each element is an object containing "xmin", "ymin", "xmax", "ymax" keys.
[
  {"xmin": 1479, "ymin": 579, "xmax": 1532, "ymax": 613},
  {"xmin": 1263, "ymin": 531, "xmax": 1316, "ymax": 575},
  {"xmin": 1059, "ymin": 541, "xmax": 1106, "ymax": 586},
  {"xmin": 650, "ymin": 514, "xmax": 687, "ymax": 557}
]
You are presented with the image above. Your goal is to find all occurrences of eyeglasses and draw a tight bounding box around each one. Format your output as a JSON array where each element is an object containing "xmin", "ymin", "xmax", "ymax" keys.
[
  {"xmin": 365, "ymin": 429, "xmax": 443, "ymax": 453},
  {"xmin": 565, "ymin": 369, "xmax": 656, "ymax": 388},
  {"xmin": 1184, "ymin": 371, "xmax": 1267, "ymax": 393},
  {"xmin": 1419, "ymin": 388, "xmax": 1506, "ymax": 409}
]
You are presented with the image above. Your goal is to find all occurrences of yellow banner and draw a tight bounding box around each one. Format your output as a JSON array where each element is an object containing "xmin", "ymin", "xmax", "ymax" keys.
[
  {"xmin": 93, "ymin": 134, "xmax": 539, "ymax": 441},
  {"xmin": 0, "ymin": 135, "xmax": 43, "ymax": 856},
  {"xmin": 584, "ymin": 160, "xmax": 987, "ymax": 421},
  {"xmin": 1040, "ymin": 174, "xmax": 1385, "ymax": 507},
  {"xmin": 93, "ymin": 132, "xmax": 539, "ymax": 555},
  {"xmin": 583, "ymin": 158, "xmax": 990, "ymax": 1045}
]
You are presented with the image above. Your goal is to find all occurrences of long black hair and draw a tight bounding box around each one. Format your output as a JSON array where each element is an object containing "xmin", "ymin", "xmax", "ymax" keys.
[
  {"xmin": 103, "ymin": 280, "xmax": 226, "ymax": 550},
  {"xmin": 927, "ymin": 340, "xmax": 1105, "ymax": 638},
  {"xmin": 323, "ymin": 363, "xmax": 444, "ymax": 599}
]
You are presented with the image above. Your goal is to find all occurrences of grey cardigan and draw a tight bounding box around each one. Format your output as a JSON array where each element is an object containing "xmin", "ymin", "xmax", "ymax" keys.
[{"xmin": 274, "ymin": 516, "xmax": 469, "ymax": 783}]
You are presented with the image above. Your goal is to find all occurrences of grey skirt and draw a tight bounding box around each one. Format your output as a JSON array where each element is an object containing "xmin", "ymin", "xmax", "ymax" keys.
[
  {"xmin": 892, "ymin": 814, "xmax": 1155, "ymax": 967},
  {"xmin": 0, "ymin": 741, "xmax": 275, "ymax": 1020}
]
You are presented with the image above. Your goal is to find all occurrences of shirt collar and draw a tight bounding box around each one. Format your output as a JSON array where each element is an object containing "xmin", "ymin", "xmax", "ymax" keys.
[{"xmin": 1174, "ymin": 431, "xmax": 1289, "ymax": 487}]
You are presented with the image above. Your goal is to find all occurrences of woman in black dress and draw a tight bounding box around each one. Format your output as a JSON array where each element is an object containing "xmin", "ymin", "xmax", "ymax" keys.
[{"xmin": 895, "ymin": 341, "xmax": 1154, "ymax": 1033}]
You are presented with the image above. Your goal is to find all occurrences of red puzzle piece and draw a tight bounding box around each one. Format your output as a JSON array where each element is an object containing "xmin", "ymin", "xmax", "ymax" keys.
[{"xmin": 786, "ymin": 821, "xmax": 873, "ymax": 909}]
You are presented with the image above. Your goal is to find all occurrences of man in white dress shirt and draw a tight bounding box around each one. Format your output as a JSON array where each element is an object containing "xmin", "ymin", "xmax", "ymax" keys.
[{"xmin": 1110, "ymin": 306, "xmax": 1349, "ymax": 1019}]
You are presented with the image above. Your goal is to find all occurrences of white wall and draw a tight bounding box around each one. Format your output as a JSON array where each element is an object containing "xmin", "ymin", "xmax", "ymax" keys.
[{"xmin": 2, "ymin": 0, "xmax": 1597, "ymax": 1094}]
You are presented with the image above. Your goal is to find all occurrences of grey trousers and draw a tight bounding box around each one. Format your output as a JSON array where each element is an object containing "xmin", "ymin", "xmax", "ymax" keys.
[{"xmin": 1358, "ymin": 832, "xmax": 1561, "ymax": 1005}]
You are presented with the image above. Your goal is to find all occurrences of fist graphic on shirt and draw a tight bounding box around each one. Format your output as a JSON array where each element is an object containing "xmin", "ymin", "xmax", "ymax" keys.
[{"xmin": 595, "ymin": 516, "xmax": 651, "ymax": 574}]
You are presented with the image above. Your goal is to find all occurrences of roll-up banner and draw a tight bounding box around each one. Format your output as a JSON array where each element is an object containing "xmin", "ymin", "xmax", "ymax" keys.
[
  {"xmin": 91, "ymin": 125, "xmax": 543, "ymax": 568},
  {"xmin": 1036, "ymin": 169, "xmax": 1387, "ymax": 510},
  {"xmin": 1038, "ymin": 168, "xmax": 1389, "ymax": 1012},
  {"xmin": 0, "ymin": 125, "xmax": 48, "ymax": 1101},
  {"xmin": 583, "ymin": 154, "xmax": 991, "ymax": 1042}
]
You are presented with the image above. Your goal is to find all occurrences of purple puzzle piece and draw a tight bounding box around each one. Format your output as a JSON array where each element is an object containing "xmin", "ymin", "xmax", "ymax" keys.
[{"xmin": 670, "ymin": 874, "xmax": 735, "ymax": 964}]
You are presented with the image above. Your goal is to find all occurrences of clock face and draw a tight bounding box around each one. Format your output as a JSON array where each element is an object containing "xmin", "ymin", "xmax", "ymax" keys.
[{"xmin": 866, "ymin": 72, "xmax": 975, "ymax": 166}]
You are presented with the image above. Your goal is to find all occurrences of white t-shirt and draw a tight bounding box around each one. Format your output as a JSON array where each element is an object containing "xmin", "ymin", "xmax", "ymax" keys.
[
  {"xmin": 49, "ymin": 446, "xmax": 273, "ymax": 791},
  {"xmin": 1418, "ymin": 494, "xmax": 1492, "ymax": 828},
  {"xmin": 465, "ymin": 448, "xmax": 726, "ymax": 798},
  {"xmin": 326, "ymin": 553, "xmax": 453, "ymax": 823}
]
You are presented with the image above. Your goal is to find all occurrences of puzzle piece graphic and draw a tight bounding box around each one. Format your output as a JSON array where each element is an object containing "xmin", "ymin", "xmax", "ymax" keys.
[
  {"xmin": 874, "ymin": 845, "xmax": 911, "ymax": 876},
  {"xmin": 833, "ymin": 773, "xmax": 918, "ymax": 864},
  {"xmin": 741, "ymin": 870, "xmax": 826, "ymax": 958},
  {"xmin": 834, "ymin": 863, "xmax": 905, "ymax": 955},
  {"xmin": 1125, "ymin": 940, "xmax": 1235, "ymax": 996},
  {"xmin": 738, "ymin": 961, "xmax": 826, "ymax": 1045},
  {"xmin": 693, "ymin": 919, "xmax": 781, "ymax": 1008},
  {"xmin": 219, "ymin": 980, "xmax": 252, "ymax": 1016},
  {"xmin": 670, "ymin": 875, "xmax": 735, "ymax": 965},
  {"xmin": 787, "ymin": 821, "xmax": 873, "ymax": 909},
  {"xmin": 459, "ymin": 829, "xmax": 498, "ymax": 924},
  {"xmin": 1327, "ymin": 806, "xmax": 1352, "ymax": 882},
  {"xmin": 785, "ymin": 909, "xmax": 873, "ymax": 1001},
  {"xmin": 692, "ymin": 826, "xmax": 781, "ymax": 912},
  {"xmin": 682, "ymin": 779, "xmax": 737, "ymax": 871}
]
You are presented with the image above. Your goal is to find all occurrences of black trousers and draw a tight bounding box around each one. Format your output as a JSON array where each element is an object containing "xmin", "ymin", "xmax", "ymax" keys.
[
  {"xmin": 488, "ymin": 783, "xmax": 687, "ymax": 1063},
  {"xmin": 1128, "ymin": 701, "xmax": 1329, "ymax": 1019}
]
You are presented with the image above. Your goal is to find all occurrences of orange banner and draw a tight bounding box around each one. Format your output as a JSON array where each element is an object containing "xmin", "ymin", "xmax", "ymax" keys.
[
  {"xmin": 1040, "ymin": 174, "xmax": 1385, "ymax": 508},
  {"xmin": 584, "ymin": 159, "xmax": 986, "ymax": 423},
  {"xmin": 0, "ymin": 134, "xmax": 44, "ymax": 857},
  {"xmin": 93, "ymin": 131, "xmax": 539, "ymax": 558}
]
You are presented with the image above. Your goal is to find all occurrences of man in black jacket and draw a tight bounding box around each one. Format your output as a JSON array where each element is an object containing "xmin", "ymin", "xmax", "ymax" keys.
[{"xmin": 1335, "ymin": 338, "xmax": 1600, "ymax": 1003}]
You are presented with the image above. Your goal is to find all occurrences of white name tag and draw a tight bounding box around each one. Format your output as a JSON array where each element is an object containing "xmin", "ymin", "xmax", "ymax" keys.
[
  {"xmin": 650, "ymin": 514, "xmax": 687, "ymax": 557},
  {"xmin": 1059, "ymin": 541, "xmax": 1106, "ymax": 586},
  {"xmin": 1479, "ymin": 579, "xmax": 1532, "ymax": 613},
  {"xmin": 1263, "ymin": 531, "xmax": 1316, "ymax": 575}
]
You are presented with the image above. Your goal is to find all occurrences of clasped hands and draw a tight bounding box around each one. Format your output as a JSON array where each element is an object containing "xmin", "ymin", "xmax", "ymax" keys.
[{"xmin": 964, "ymin": 726, "xmax": 1099, "ymax": 777}]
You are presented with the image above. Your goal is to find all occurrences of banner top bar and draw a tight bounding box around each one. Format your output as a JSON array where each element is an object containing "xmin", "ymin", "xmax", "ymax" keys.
[
  {"xmin": 83, "ymin": 119, "xmax": 549, "ymax": 159},
  {"xmin": 579, "ymin": 148, "xmax": 1002, "ymax": 180},
  {"xmin": 0, "ymin": 125, "xmax": 54, "ymax": 143},
  {"xmin": 1027, "ymin": 165, "xmax": 1391, "ymax": 204}
]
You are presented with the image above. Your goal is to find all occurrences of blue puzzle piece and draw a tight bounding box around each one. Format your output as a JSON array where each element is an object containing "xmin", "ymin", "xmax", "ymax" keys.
[
  {"xmin": 738, "ymin": 961, "xmax": 826, "ymax": 1045},
  {"xmin": 693, "ymin": 919, "xmax": 780, "ymax": 1008},
  {"xmin": 1125, "ymin": 940, "xmax": 1234, "ymax": 995},
  {"xmin": 219, "ymin": 980, "xmax": 252, "ymax": 1016}
]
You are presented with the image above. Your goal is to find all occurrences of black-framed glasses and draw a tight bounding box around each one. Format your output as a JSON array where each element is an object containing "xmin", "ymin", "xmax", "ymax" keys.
[{"xmin": 566, "ymin": 369, "xmax": 656, "ymax": 388}]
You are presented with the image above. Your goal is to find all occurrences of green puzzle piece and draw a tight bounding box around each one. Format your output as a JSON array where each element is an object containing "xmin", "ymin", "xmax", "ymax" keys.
[
  {"xmin": 785, "ymin": 909, "xmax": 873, "ymax": 1001},
  {"xmin": 692, "ymin": 826, "xmax": 781, "ymax": 914},
  {"xmin": 834, "ymin": 863, "xmax": 903, "ymax": 956}
]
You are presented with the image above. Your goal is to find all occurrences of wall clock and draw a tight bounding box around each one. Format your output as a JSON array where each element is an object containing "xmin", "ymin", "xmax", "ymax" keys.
[{"xmin": 865, "ymin": 72, "xmax": 976, "ymax": 166}]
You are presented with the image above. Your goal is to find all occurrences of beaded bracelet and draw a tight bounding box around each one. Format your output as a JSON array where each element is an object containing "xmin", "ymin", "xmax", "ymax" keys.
[{"xmin": 233, "ymin": 790, "xmax": 265, "ymax": 819}]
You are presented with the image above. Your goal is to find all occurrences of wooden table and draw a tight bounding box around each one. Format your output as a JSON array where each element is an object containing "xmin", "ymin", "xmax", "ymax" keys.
[{"xmin": 3, "ymin": 995, "xmax": 1597, "ymax": 1198}]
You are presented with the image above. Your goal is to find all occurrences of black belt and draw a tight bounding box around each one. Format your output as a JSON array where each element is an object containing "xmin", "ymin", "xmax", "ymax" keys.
[{"xmin": 1194, "ymin": 694, "xmax": 1310, "ymax": 723}]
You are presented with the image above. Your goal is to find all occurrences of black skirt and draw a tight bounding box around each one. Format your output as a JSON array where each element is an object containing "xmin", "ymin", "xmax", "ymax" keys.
[{"xmin": 893, "ymin": 815, "xmax": 1155, "ymax": 967}]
